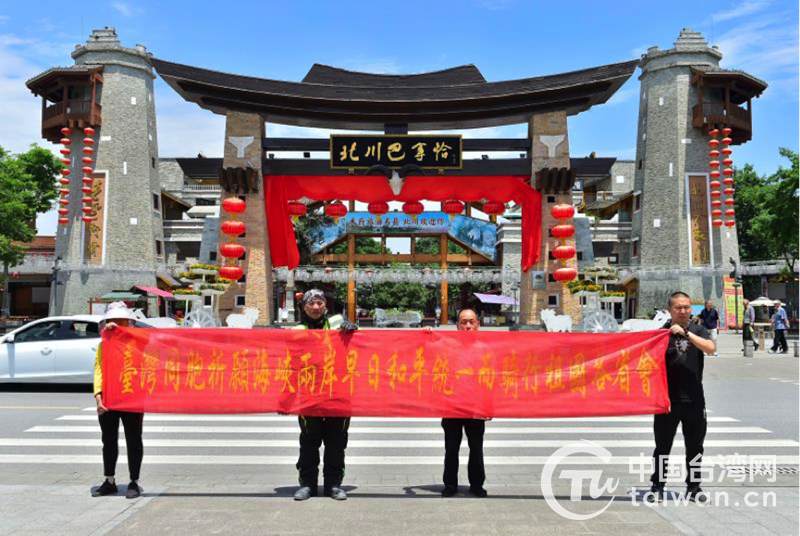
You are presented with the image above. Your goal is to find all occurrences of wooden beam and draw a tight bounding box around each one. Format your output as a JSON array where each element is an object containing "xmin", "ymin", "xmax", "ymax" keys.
[
  {"xmin": 263, "ymin": 138, "xmax": 530, "ymax": 152},
  {"xmin": 311, "ymin": 253, "xmax": 492, "ymax": 264},
  {"xmin": 263, "ymin": 158, "xmax": 532, "ymax": 176}
]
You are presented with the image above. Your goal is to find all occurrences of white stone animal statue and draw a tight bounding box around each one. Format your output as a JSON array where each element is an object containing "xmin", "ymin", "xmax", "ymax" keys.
[
  {"xmin": 540, "ymin": 308, "xmax": 573, "ymax": 332},
  {"xmin": 621, "ymin": 309, "xmax": 670, "ymax": 332},
  {"xmin": 225, "ymin": 307, "xmax": 260, "ymax": 328}
]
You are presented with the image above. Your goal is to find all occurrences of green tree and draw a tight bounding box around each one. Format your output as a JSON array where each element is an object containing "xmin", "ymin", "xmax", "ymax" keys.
[
  {"xmin": 735, "ymin": 148, "xmax": 799, "ymax": 271},
  {"xmin": 0, "ymin": 145, "xmax": 60, "ymax": 316}
]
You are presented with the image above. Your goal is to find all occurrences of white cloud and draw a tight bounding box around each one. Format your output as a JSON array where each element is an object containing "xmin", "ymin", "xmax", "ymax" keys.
[
  {"xmin": 711, "ymin": 0, "xmax": 770, "ymax": 22},
  {"xmin": 112, "ymin": 2, "xmax": 138, "ymax": 17},
  {"xmin": 335, "ymin": 57, "xmax": 402, "ymax": 74}
]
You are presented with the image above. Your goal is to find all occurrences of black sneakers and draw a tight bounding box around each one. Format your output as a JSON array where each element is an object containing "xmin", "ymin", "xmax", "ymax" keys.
[
  {"xmin": 686, "ymin": 486, "xmax": 708, "ymax": 503},
  {"xmin": 646, "ymin": 483, "xmax": 664, "ymax": 503},
  {"xmin": 125, "ymin": 481, "xmax": 142, "ymax": 499},
  {"xmin": 91, "ymin": 479, "xmax": 117, "ymax": 497}
]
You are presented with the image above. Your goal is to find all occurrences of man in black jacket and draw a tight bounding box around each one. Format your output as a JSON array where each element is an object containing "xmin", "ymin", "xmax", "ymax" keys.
[
  {"xmin": 649, "ymin": 291, "xmax": 716, "ymax": 503},
  {"xmin": 293, "ymin": 289, "xmax": 357, "ymax": 501},
  {"xmin": 441, "ymin": 309, "xmax": 488, "ymax": 498}
]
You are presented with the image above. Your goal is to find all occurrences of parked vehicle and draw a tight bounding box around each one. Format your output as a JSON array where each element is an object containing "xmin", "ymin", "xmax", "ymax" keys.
[{"xmin": 0, "ymin": 315, "xmax": 159, "ymax": 383}]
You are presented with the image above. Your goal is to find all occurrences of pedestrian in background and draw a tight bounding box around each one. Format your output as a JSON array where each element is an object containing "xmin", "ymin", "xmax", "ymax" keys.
[
  {"xmin": 769, "ymin": 300, "xmax": 789, "ymax": 354},
  {"xmin": 742, "ymin": 299, "xmax": 758, "ymax": 352},
  {"xmin": 698, "ymin": 301, "xmax": 720, "ymax": 357}
]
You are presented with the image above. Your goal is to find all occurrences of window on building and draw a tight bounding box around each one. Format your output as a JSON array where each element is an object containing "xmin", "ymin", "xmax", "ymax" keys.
[
  {"xmin": 547, "ymin": 295, "xmax": 559, "ymax": 307},
  {"xmin": 638, "ymin": 159, "xmax": 643, "ymax": 170},
  {"xmin": 155, "ymin": 240, "xmax": 163, "ymax": 256},
  {"xmin": 204, "ymin": 295, "xmax": 212, "ymax": 306},
  {"xmin": 209, "ymin": 251, "xmax": 217, "ymax": 262},
  {"xmin": 547, "ymin": 195, "xmax": 556, "ymax": 203},
  {"xmin": 151, "ymin": 157, "xmax": 156, "ymax": 169},
  {"xmin": 547, "ymin": 273, "xmax": 556, "ymax": 283},
  {"xmin": 576, "ymin": 251, "xmax": 583, "ymax": 261},
  {"xmin": 235, "ymin": 295, "xmax": 246, "ymax": 307},
  {"xmin": 632, "ymin": 239, "xmax": 639, "ymax": 257},
  {"xmin": 152, "ymin": 193, "xmax": 160, "ymax": 211},
  {"xmin": 634, "ymin": 194, "xmax": 641, "ymax": 212},
  {"xmin": 609, "ymin": 254, "xmax": 618, "ymax": 264}
]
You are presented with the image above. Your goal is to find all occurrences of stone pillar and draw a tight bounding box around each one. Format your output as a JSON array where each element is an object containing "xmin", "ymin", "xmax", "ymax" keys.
[
  {"xmin": 520, "ymin": 111, "xmax": 580, "ymax": 325},
  {"xmin": 218, "ymin": 111, "xmax": 273, "ymax": 325}
]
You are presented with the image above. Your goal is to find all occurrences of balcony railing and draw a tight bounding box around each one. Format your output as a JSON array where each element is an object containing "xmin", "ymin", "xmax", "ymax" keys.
[
  {"xmin": 590, "ymin": 221, "xmax": 632, "ymax": 240},
  {"xmin": 42, "ymin": 99, "xmax": 102, "ymax": 131},
  {"xmin": 692, "ymin": 103, "xmax": 751, "ymax": 140},
  {"xmin": 182, "ymin": 183, "xmax": 221, "ymax": 192}
]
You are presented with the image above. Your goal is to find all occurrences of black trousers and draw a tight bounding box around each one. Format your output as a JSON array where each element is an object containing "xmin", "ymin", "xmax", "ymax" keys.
[
  {"xmin": 771, "ymin": 329, "xmax": 788, "ymax": 352},
  {"xmin": 650, "ymin": 402, "xmax": 707, "ymax": 486},
  {"xmin": 296, "ymin": 416, "xmax": 350, "ymax": 489},
  {"xmin": 98, "ymin": 411, "xmax": 144, "ymax": 481},
  {"xmin": 442, "ymin": 418, "xmax": 485, "ymax": 489}
]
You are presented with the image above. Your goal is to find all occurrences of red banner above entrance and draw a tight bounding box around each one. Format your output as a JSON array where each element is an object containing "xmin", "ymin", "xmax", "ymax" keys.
[
  {"xmin": 264, "ymin": 175, "xmax": 542, "ymax": 271},
  {"xmin": 102, "ymin": 328, "xmax": 671, "ymax": 418}
]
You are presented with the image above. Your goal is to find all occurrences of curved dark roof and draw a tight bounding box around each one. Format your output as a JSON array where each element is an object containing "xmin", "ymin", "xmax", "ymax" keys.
[
  {"xmin": 302, "ymin": 63, "xmax": 487, "ymax": 86},
  {"xmin": 152, "ymin": 58, "xmax": 639, "ymax": 130}
]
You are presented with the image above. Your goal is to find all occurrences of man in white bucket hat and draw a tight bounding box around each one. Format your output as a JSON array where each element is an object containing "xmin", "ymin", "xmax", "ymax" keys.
[{"xmin": 91, "ymin": 302, "xmax": 145, "ymax": 499}]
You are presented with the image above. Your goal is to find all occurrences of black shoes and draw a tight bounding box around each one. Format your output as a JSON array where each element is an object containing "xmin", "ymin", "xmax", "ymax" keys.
[
  {"xmin": 327, "ymin": 486, "xmax": 347, "ymax": 501},
  {"xmin": 293, "ymin": 486, "xmax": 316, "ymax": 501},
  {"xmin": 441, "ymin": 485, "xmax": 458, "ymax": 497},
  {"xmin": 686, "ymin": 485, "xmax": 708, "ymax": 503},
  {"xmin": 646, "ymin": 483, "xmax": 664, "ymax": 503},
  {"xmin": 92, "ymin": 479, "xmax": 117, "ymax": 497},
  {"xmin": 469, "ymin": 487, "xmax": 488, "ymax": 498},
  {"xmin": 126, "ymin": 481, "xmax": 142, "ymax": 499}
]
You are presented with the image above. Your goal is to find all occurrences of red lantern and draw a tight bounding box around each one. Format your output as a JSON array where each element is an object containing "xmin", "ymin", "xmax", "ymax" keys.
[
  {"xmin": 83, "ymin": 137, "xmax": 95, "ymax": 145},
  {"xmin": 722, "ymin": 158, "xmax": 733, "ymax": 166},
  {"xmin": 61, "ymin": 168, "xmax": 71, "ymax": 177},
  {"xmin": 287, "ymin": 201, "xmax": 307, "ymax": 221},
  {"xmin": 553, "ymin": 245, "xmax": 576, "ymax": 259},
  {"xmin": 60, "ymin": 127, "xmax": 72, "ymax": 136},
  {"xmin": 81, "ymin": 156, "xmax": 93, "ymax": 164},
  {"xmin": 708, "ymin": 139, "xmax": 720, "ymax": 148},
  {"xmin": 711, "ymin": 209, "xmax": 722, "ymax": 218},
  {"xmin": 711, "ymin": 200, "xmax": 722, "ymax": 208},
  {"xmin": 725, "ymin": 209, "xmax": 736, "ymax": 217},
  {"xmin": 721, "ymin": 127, "xmax": 732, "ymax": 136},
  {"xmin": 723, "ymin": 178, "xmax": 734, "ymax": 186},
  {"xmin": 368, "ymin": 201, "xmax": 389, "ymax": 221},
  {"xmin": 58, "ymin": 217, "xmax": 69, "ymax": 225},
  {"xmin": 708, "ymin": 150, "xmax": 720, "ymax": 158},
  {"xmin": 219, "ymin": 266, "xmax": 244, "ymax": 281},
  {"xmin": 724, "ymin": 187, "xmax": 735, "ymax": 196},
  {"xmin": 59, "ymin": 188, "xmax": 70, "ymax": 195},
  {"xmin": 553, "ymin": 267, "xmax": 578, "ymax": 282},
  {"xmin": 82, "ymin": 196, "xmax": 93, "ymax": 204},
  {"xmin": 721, "ymin": 147, "xmax": 732, "ymax": 156},
  {"xmin": 222, "ymin": 197, "xmax": 246, "ymax": 214},
  {"xmin": 724, "ymin": 198, "xmax": 735, "ymax": 206},
  {"xmin": 551, "ymin": 224, "xmax": 575, "ymax": 238},
  {"xmin": 82, "ymin": 216, "xmax": 94, "ymax": 223},
  {"xmin": 710, "ymin": 180, "xmax": 721, "ymax": 189},
  {"xmin": 402, "ymin": 201, "xmax": 424, "ymax": 219},
  {"xmin": 81, "ymin": 147, "xmax": 94, "ymax": 155},
  {"xmin": 81, "ymin": 186, "xmax": 92, "ymax": 194},
  {"xmin": 58, "ymin": 208, "xmax": 69, "ymax": 216},
  {"xmin": 58, "ymin": 199, "xmax": 69, "ymax": 206},
  {"xmin": 59, "ymin": 148, "xmax": 71, "ymax": 156},
  {"xmin": 59, "ymin": 137, "xmax": 71, "ymax": 145},
  {"xmin": 82, "ymin": 166, "xmax": 93, "ymax": 174},
  {"xmin": 60, "ymin": 158, "xmax": 71, "ymax": 166},
  {"xmin": 724, "ymin": 220, "xmax": 735, "ymax": 228},
  {"xmin": 59, "ymin": 178, "xmax": 70, "ymax": 186},
  {"xmin": 709, "ymin": 160, "xmax": 720, "ymax": 169},
  {"xmin": 81, "ymin": 207, "xmax": 93, "ymax": 215},
  {"xmin": 220, "ymin": 243, "xmax": 246, "ymax": 259},
  {"xmin": 442, "ymin": 199, "xmax": 464, "ymax": 219},
  {"xmin": 708, "ymin": 128, "xmax": 720, "ymax": 137},
  {"xmin": 710, "ymin": 190, "xmax": 722, "ymax": 198},
  {"xmin": 82, "ymin": 177, "xmax": 94, "ymax": 185},
  {"xmin": 710, "ymin": 170, "xmax": 721, "ymax": 179},
  {"xmin": 221, "ymin": 220, "xmax": 245, "ymax": 236},
  {"xmin": 482, "ymin": 201, "xmax": 505, "ymax": 216},
  {"xmin": 324, "ymin": 201, "xmax": 347, "ymax": 222},
  {"xmin": 712, "ymin": 219, "xmax": 723, "ymax": 227},
  {"xmin": 83, "ymin": 127, "xmax": 95, "ymax": 136},
  {"xmin": 721, "ymin": 137, "xmax": 733, "ymax": 145},
  {"xmin": 550, "ymin": 204, "xmax": 575, "ymax": 219},
  {"xmin": 722, "ymin": 168, "xmax": 734, "ymax": 176}
]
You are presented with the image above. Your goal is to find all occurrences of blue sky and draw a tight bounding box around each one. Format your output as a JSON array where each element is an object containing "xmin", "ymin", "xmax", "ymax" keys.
[{"xmin": 0, "ymin": 0, "xmax": 797, "ymax": 236}]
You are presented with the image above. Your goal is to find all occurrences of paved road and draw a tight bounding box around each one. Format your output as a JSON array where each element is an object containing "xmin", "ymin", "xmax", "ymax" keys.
[{"xmin": 0, "ymin": 333, "xmax": 797, "ymax": 535}]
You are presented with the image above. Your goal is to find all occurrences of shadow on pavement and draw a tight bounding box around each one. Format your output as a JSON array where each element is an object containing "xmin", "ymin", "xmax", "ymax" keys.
[{"xmin": 0, "ymin": 383, "xmax": 91, "ymax": 393}]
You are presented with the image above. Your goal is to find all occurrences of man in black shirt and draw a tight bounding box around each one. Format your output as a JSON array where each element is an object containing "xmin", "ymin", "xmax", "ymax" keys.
[{"xmin": 649, "ymin": 291, "xmax": 716, "ymax": 503}]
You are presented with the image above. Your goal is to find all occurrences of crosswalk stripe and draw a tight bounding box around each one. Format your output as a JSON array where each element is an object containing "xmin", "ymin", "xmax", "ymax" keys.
[
  {"xmin": 0, "ymin": 454, "xmax": 797, "ymax": 465},
  {"xmin": 26, "ymin": 425, "xmax": 772, "ymax": 435},
  {"xmin": 61, "ymin": 415, "xmax": 740, "ymax": 423},
  {"xmin": 0, "ymin": 438, "xmax": 796, "ymax": 448}
]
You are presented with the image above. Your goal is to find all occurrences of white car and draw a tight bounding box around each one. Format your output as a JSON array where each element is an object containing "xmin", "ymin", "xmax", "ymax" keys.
[{"xmin": 0, "ymin": 315, "xmax": 160, "ymax": 383}]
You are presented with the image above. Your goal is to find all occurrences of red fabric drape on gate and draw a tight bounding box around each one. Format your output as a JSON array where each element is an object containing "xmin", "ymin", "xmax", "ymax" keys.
[{"xmin": 265, "ymin": 175, "xmax": 542, "ymax": 271}]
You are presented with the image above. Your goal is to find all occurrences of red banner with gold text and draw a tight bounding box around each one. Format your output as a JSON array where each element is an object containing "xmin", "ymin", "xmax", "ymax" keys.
[{"xmin": 102, "ymin": 328, "xmax": 671, "ymax": 417}]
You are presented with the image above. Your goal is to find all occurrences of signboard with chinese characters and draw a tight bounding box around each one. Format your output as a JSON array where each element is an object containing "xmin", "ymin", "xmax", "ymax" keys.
[
  {"xmin": 309, "ymin": 212, "xmax": 496, "ymax": 261},
  {"xmin": 82, "ymin": 172, "xmax": 106, "ymax": 265},
  {"xmin": 330, "ymin": 135, "xmax": 462, "ymax": 169},
  {"xmin": 723, "ymin": 276, "xmax": 744, "ymax": 330}
]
